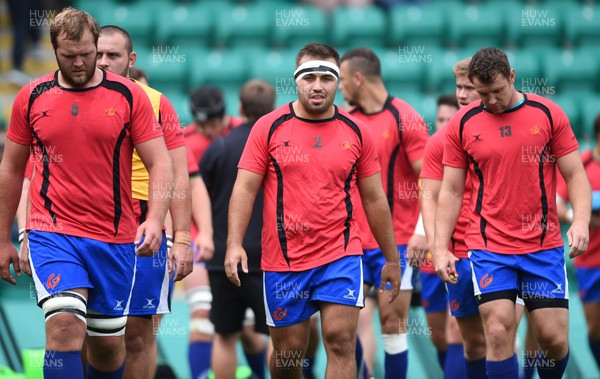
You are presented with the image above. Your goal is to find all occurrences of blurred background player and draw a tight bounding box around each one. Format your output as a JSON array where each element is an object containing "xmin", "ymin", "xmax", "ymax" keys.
[
  {"xmin": 339, "ymin": 47, "xmax": 429, "ymax": 379},
  {"xmin": 434, "ymin": 94, "xmax": 459, "ymax": 131},
  {"xmin": 557, "ymin": 113, "xmax": 600, "ymax": 370},
  {"xmin": 435, "ymin": 47, "xmax": 590, "ymax": 379},
  {"xmin": 182, "ymin": 85, "xmax": 243, "ymax": 379},
  {"xmin": 95, "ymin": 25, "xmax": 193, "ymax": 379},
  {"xmin": 2, "ymin": 8, "xmax": 172, "ymax": 379},
  {"xmin": 226, "ymin": 42, "xmax": 401, "ymax": 379},
  {"xmin": 417, "ymin": 93, "xmax": 458, "ymax": 373},
  {"xmin": 200, "ymin": 79, "xmax": 275, "ymax": 379}
]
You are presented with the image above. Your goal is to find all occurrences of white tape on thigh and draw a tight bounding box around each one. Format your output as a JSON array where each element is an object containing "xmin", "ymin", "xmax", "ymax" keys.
[
  {"xmin": 243, "ymin": 308, "xmax": 255, "ymax": 326},
  {"xmin": 516, "ymin": 296, "xmax": 525, "ymax": 306},
  {"xmin": 41, "ymin": 291, "xmax": 87, "ymax": 324},
  {"xmin": 86, "ymin": 313, "xmax": 127, "ymax": 337},
  {"xmin": 189, "ymin": 318, "xmax": 215, "ymax": 334},
  {"xmin": 186, "ymin": 286, "xmax": 212, "ymax": 312}
]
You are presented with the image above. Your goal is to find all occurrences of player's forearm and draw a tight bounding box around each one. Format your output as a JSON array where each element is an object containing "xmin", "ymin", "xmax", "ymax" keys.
[
  {"xmin": 0, "ymin": 169, "xmax": 24, "ymax": 242},
  {"xmin": 146, "ymin": 158, "xmax": 173, "ymax": 226},
  {"xmin": 433, "ymin": 188, "xmax": 462, "ymax": 251},
  {"xmin": 567, "ymin": 171, "xmax": 592, "ymax": 224},
  {"xmin": 191, "ymin": 177, "xmax": 213, "ymax": 238},
  {"xmin": 421, "ymin": 187, "xmax": 439, "ymax": 248},
  {"xmin": 168, "ymin": 153, "xmax": 192, "ymax": 234},
  {"xmin": 227, "ymin": 185, "xmax": 256, "ymax": 248},
  {"xmin": 363, "ymin": 196, "xmax": 399, "ymax": 263},
  {"xmin": 16, "ymin": 178, "xmax": 31, "ymax": 230},
  {"xmin": 421, "ymin": 178, "xmax": 441, "ymax": 248}
]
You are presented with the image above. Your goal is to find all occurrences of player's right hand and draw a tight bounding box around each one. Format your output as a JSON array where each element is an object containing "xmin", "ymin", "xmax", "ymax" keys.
[
  {"xmin": 379, "ymin": 261, "xmax": 401, "ymax": 303},
  {"xmin": 193, "ymin": 231, "xmax": 215, "ymax": 262},
  {"xmin": 224, "ymin": 245, "xmax": 248, "ymax": 287},
  {"xmin": 567, "ymin": 218, "xmax": 590, "ymax": 259},
  {"xmin": 0, "ymin": 241, "xmax": 21, "ymax": 285},
  {"xmin": 135, "ymin": 219, "xmax": 163, "ymax": 257},
  {"xmin": 19, "ymin": 232, "xmax": 32, "ymax": 277},
  {"xmin": 433, "ymin": 248, "xmax": 459, "ymax": 284}
]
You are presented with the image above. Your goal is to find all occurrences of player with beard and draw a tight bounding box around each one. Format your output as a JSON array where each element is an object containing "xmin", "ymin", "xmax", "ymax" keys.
[
  {"xmin": 0, "ymin": 8, "xmax": 172, "ymax": 379},
  {"xmin": 226, "ymin": 42, "xmax": 401, "ymax": 379}
]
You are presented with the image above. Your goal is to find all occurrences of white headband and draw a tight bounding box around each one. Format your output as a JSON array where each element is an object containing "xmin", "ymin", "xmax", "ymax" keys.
[{"xmin": 293, "ymin": 60, "xmax": 340, "ymax": 83}]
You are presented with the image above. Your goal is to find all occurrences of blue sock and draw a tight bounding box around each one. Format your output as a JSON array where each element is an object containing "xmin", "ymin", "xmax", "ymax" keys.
[
  {"xmin": 487, "ymin": 354, "xmax": 518, "ymax": 379},
  {"xmin": 444, "ymin": 344, "xmax": 467, "ymax": 379},
  {"xmin": 302, "ymin": 356, "xmax": 316, "ymax": 379},
  {"xmin": 355, "ymin": 336, "xmax": 370, "ymax": 379},
  {"xmin": 384, "ymin": 350, "xmax": 407, "ymax": 379},
  {"xmin": 521, "ymin": 351, "xmax": 537, "ymax": 379},
  {"xmin": 465, "ymin": 358, "xmax": 486, "ymax": 379},
  {"xmin": 189, "ymin": 341, "xmax": 212, "ymax": 379},
  {"xmin": 43, "ymin": 350, "xmax": 83, "ymax": 379},
  {"xmin": 589, "ymin": 338, "xmax": 600, "ymax": 369},
  {"xmin": 244, "ymin": 348, "xmax": 266, "ymax": 379},
  {"xmin": 88, "ymin": 362, "xmax": 125, "ymax": 379},
  {"xmin": 437, "ymin": 349, "xmax": 447, "ymax": 370},
  {"xmin": 537, "ymin": 349, "xmax": 569, "ymax": 379}
]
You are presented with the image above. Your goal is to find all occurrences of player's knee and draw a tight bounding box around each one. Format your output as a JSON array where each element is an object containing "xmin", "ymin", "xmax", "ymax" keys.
[
  {"xmin": 484, "ymin": 322, "xmax": 513, "ymax": 349},
  {"xmin": 380, "ymin": 314, "xmax": 402, "ymax": 334},
  {"xmin": 125, "ymin": 333, "xmax": 146, "ymax": 356},
  {"xmin": 41, "ymin": 291, "xmax": 87, "ymax": 347},
  {"xmin": 463, "ymin": 333, "xmax": 486, "ymax": 360},
  {"xmin": 535, "ymin": 328, "xmax": 568, "ymax": 354},
  {"xmin": 429, "ymin": 330, "xmax": 446, "ymax": 350},
  {"xmin": 322, "ymin": 329, "xmax": 354, "ymax": 356}
]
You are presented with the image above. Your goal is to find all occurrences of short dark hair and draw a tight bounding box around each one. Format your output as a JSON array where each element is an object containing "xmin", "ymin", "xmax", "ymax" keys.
[
  {"xmin": 468, "ymin": 47, "xmax": 511, "ymax": 84},
  {"xmin": 99, "ymin": 25, "xmax": 133, "ymax": 54},
  {"xmin": 594, "ymin": 113, "xmax": 600, "ymax": 138},
  {"xmin": 190, "ymin": 86, "xmax": 225, "ymax": 122},
  {"xmin": 340, "ymin": 47, "xmax": 381, "ymax": 80},
  {"xmin": 240, "ymin": 80, "xmax": 275, "ymax": 122},
  {"xmin": 296, "ymin": 43, "xmax": 340, "ymax": 67},
  {"xmin": 51, "ymin": 7, "xmax": 99, "ymax": 51},
  {"xmin": 437, "ymin": 94, "xmax": 459, "ymax": 109}
]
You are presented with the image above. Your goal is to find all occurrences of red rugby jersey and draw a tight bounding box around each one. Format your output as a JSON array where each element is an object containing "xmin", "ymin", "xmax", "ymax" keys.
[
  {"xmin": 8, "ymin": 70, "xmax": 162, "ymax": 243},
  {"xmin": 443, "ymin": 93, "xmax": 578, "ymax": 254},
  {"xmin": 239, "ymin": 103, "xmax": 381, "ymax": 271},
  {"xmin": 350, "ymin": 96, "xmax": 429, "ymax": 249},
  {"xmin": 421, "ymin": 125, "xmax": 472, "ymax": 260},
  {"xmin": 557, "ymin": 150, "xmax": 600, "ymax": 267}
]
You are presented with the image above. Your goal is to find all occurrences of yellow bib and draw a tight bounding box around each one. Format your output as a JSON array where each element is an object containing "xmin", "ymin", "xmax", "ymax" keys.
[{"xmin": 131, "ymin": 79, "xmax": 161, "ymax": 201}]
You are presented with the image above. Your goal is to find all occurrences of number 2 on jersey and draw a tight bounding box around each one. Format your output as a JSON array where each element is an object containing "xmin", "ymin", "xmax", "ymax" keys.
[{"xmin": 313, "ymin": 136, "xmax": 323, "ymax": 148}]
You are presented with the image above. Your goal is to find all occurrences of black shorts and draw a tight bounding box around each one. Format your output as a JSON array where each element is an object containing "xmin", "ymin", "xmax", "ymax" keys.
[{"xmin": 208, "ymin": 271, "xmax": 269, "ymax": 335}]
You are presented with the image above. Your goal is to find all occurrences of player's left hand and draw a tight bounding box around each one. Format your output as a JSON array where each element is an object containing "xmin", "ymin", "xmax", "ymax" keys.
[
  {"xmin": 135, "ymin": 219, "xmax": 163, "ymax": 256},
  {"xmin": 406, "ymin": 233, "xmax": 428, "ymax": 267},
  {"xmin": 193, "ymin": 231, "xmax": 214, "ymax": 262},
  {"xmin": 379, "ymin": 261, "xmax": 401, "ymax": 303},
  {"xmin": 169, "ymin": 241, "xmax": 193, "ymax": 281},
  {"xmin": 567, "ymin": 219, "xmax": 590, "ymax": 259}
]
